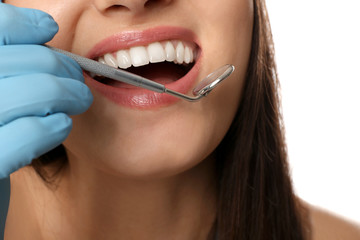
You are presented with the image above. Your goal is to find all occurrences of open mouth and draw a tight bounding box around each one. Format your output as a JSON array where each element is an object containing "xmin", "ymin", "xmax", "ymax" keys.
[{"xmin": 91, "ymin": 40, "xmax": 198, "ymax": 88}]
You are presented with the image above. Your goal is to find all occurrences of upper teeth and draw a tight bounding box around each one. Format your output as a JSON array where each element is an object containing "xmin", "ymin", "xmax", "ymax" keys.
[{"xmin": 98, "ymin": 40, "xmax": 196, "ymax": 69}]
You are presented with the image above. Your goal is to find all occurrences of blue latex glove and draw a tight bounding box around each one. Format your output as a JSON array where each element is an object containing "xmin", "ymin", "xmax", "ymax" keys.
[{"xmin": 0, "ymin": 3, "xmax": 93, "ymax": 179}]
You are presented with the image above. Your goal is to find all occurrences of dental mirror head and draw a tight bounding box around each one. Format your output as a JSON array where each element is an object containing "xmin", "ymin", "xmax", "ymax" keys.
[
  {"xmin": 193, "ymin": 64, "xmax": 235, "ymax": 97},
  {"xmin": 164, "ymin": 64, "xmax": 235, "ymax": 101}
]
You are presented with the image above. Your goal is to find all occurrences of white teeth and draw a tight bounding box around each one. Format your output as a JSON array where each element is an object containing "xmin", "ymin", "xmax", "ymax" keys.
[
  {"xmin": 116, "ymin": 50, "xmax": 132, "ymax": 69},
  {"xmin": 98, "ymin": 57, "xmax": 106, "ymax": 65},
  {"xmin": 97, "ymin": 40, "xmax": 196, "ymax": 69},
  {"xmin": 184, "ymin": 46, "xmax": 191, "ymax": 64},
  {"xmin": 147, "ymin": 42, "xmax": 166, "ymax": 63},
  {"xmin": 176, "ymin": 42, "xmax": 185, "ymax": 64},
  {"xmin": 129, "ymin": 46, "xmax": 149, "ymax": 67},
  {"xmin": 104, "ymin": 53, "xmax": 118, "ymax": 68},
  {"xmin": 165, "ymin": 41, "xmax": 176, "ymax": 62},
  {"xmin": 189, "ymin": 48, "xmax": 194, "ymax": 63}
]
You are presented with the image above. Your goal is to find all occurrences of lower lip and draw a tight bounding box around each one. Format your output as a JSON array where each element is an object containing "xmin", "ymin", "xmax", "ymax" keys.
[{"xmin": 86, "ymin": 57, "xmax": 202, "ymax": 109}]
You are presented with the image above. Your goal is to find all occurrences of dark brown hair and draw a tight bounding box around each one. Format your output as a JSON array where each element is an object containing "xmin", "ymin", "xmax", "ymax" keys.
[
  {"xmin": 210, "ymin": 0, "xmax": 310, "ymax": 238},
  {"xmin": 31, "ymin": 0, "xmax": 310, "ymax": 239}
]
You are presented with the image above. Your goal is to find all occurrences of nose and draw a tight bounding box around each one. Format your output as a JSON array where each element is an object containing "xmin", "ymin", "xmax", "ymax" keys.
[{"xmin": 94, "ymin": 0, "xmax": 171, "ymax": 15}]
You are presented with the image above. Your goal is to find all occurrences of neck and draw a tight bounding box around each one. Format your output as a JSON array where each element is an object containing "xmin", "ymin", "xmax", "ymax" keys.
[{"xmin": 6, "ymin": 156, "xmax": 217, "ymax": 240}]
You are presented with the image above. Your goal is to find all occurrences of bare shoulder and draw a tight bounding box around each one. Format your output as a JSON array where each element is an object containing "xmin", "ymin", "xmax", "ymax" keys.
[{"xmin": 304, "ymin": 202, "xmax": 360, "ymax": 240}]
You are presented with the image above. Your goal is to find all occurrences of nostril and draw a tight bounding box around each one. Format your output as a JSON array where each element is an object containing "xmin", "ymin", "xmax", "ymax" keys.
[
  {"xmin": 107, "ymin": 4, "xmax": 130, "ymax": 12},
  {"xmin": 144, "ymin": 0, "xmax": 171, "ymax": 9},
  {"xmin": 99, "ymin": 0, "xmax": 173, "ymax": 15}
]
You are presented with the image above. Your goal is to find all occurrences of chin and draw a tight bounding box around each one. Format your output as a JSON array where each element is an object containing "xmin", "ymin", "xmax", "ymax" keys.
[
  {"xmin": 64, "ymin": 136, "xmax": 210, "ymax": 180},
  {"xmin": 63, "ymin": 106, "xmax": 222, "ymax": 180}
]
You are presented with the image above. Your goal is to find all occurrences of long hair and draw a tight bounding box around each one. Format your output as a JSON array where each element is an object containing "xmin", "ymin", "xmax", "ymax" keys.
[
  {"xmin": 31, "ymin": 0, "xmax": 310, "ymax": 239},
  {"xmin": 210, "ymin": 0, "xmax": 310, "ymax": 239}
]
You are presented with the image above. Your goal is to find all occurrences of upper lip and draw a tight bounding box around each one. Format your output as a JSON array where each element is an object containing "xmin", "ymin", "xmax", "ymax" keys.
[{"xmin": 85, "ymin": 26, "xmax": 200, "ymax": 60}]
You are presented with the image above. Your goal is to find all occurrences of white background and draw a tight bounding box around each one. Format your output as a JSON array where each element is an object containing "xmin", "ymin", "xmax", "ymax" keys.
[{"xmin": 266, "ymin": 0, "xmax": 360, "ymax": 224}]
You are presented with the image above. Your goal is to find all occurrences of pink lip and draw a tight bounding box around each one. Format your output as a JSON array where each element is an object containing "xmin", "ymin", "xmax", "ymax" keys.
[
  {"xmin": 86, "ymin": 26, "xmax": 199, "ymax": 59},
  {"xmin": 85, "ymin": 26, "xmax": 202, "ymax": 109}
]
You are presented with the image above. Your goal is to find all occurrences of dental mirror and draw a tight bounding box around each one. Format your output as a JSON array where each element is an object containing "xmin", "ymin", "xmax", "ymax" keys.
[
  {"xmin": 47, "ymin": 45, "xmax": 235, "ymax": 102},
  {"xmin": 165, "ymin": 64, "xmax": 235, "ymax": 101}
]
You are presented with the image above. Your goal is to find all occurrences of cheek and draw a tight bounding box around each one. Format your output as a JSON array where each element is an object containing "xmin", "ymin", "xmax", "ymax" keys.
[{"xmin": 195, "ymin": 0, "xmax": 253, "ymax": 30}]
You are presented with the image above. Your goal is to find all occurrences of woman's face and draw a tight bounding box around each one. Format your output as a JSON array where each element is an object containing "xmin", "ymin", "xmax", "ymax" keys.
[{"xmin": 6, "ymin": 0, "xmax": 253, "ymax": 178}]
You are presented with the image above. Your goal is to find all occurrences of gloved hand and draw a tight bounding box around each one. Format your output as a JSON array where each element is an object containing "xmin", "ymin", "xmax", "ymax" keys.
[{"xmin": 0, "ymin": 3, "xmax": 93, "ymax": 179}]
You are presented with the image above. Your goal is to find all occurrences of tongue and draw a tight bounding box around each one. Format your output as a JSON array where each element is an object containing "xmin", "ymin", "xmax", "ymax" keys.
[{"xmin": 101, "ymin": 62, "xmax": 188, "ymax": 88}]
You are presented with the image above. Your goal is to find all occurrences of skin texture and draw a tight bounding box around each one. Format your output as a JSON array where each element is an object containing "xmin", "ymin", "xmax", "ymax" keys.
[
  {"xmin": 5, "ymin": 1, "xmax": 359, "ymax": 239},
  {"xmin": 304, "ymin": 202, "xmax": 360, "ymax": 240},
  {"xmin": 4, "ymin": 0, "xmax": 254, "ymax": 239}
]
